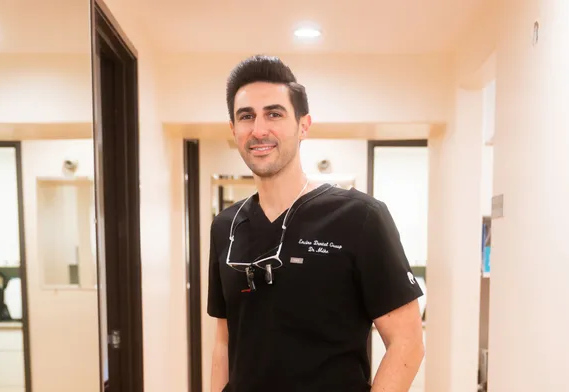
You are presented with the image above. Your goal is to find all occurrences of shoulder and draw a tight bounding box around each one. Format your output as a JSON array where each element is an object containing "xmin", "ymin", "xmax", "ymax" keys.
[
  {"xmin": 306, "ymin": 186, "xmax": 395, "ymax": 235},
  {"xmin": 302, "ymin": 186, "xmax": 395, "ymax": 251},
  {"xmin": 312, "ymin": 185, "xmax": 388, "ymax": 217}
]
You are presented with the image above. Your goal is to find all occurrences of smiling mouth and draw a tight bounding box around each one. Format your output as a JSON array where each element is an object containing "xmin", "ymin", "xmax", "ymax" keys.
[{"xmin": 249, "ymin": 145, "xmax": 276, "ymax": 156}]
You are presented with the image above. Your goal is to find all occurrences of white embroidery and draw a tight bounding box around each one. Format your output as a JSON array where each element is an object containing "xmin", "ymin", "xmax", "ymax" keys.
[
  {"xmin": 298, "ymin": 238, "xmax": 343, "ymax": 254},
  {"xmin": 407, "ymin": 272, "xmax": 416, "ymax": 285},
  {"xmin": 308, "ymin": 246, "xmax": 328, "ymax": 254}
]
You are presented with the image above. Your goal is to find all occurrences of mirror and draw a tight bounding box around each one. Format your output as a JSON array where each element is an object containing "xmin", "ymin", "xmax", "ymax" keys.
[
  {"xmin": 211, "ymin": 175, "xmax": 256, "ymax": 217},
  {"xmin": 0, "ymin": 147, "xmax": 20, "ymax": 269},
  {"xmin": 211, "ymin": 173, "xmax": 356, "ymax": 218},
  {"xmin": 37, "ymin": 177, "xmax": 96, "ymax": 288},
  {"xmin": 0, "ymin": 144, "xmax": 23, "ymax": 323},
  {"xmin": 0, "ymin": 142, "xmax": 26, "ymax": 391},
  {"xmin": 0, "ymin": 0, "xmax": 99, "ymax": 391}
]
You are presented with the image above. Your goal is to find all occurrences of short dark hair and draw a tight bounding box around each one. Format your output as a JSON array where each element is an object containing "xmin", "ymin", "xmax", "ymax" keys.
[{"xmin": 226, "ymin": 54, "xmax": 309, "ymax": 123}]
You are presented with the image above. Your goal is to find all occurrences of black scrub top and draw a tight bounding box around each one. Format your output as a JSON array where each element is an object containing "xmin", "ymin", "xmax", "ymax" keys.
[{"xmin": 207, "ymin": 183, "xmax": 424, "ymax": 392}]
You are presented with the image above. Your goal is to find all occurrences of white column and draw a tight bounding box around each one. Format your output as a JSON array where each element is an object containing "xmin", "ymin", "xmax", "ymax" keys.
[
  {"xmin": 489, "ymin": 1, "xmax": 569, "ymax": 390},
  {"xmin": 426, "ymin": 88, "xmax": 484, "ymax": 392}
]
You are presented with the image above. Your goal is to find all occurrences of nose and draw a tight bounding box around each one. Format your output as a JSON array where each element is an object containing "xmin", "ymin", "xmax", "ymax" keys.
[{"xmin": 251, "ymin": 116, "xmax": 269, "ymax": 139}]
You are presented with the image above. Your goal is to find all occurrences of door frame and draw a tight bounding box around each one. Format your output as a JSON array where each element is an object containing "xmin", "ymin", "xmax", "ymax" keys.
[
  {"xmin": 91, "ymin": 1, "xmax": 144, "ymax": 391},
  {"xmin": 367, "ymin": 139, "xmax": 429, "ymax": 195},
  {"xmin": 365, "ymin": 139, "xmax": 428, "ymax": 371},
  {"xmin": 184, "ymin": 139, "xmax": 203, "ymax": 391},
  {"xmin": 0, "ymin": 141, "xmax": 32, "ymax": 392}
]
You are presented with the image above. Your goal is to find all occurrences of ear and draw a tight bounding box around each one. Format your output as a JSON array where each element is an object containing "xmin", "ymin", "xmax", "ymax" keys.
[
  {"xmin": 298, "ymin": 114, "xmax": 311, "ymax": 141},
  {"xmin": 229, "ymin": 120, "xmax": 236, "ymax": 138}
]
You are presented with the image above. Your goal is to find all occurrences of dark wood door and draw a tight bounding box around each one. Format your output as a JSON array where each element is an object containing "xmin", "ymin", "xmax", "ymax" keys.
[
  {"xmin": 184, "ymin": 140, "xmax": 203, "ymax": 391},
  {"xmin": 93, "ymin": 2, "xmax": 144, "ymax": 391}
]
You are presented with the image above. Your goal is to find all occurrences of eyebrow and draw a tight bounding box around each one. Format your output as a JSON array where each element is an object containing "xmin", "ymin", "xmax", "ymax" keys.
[{"xmin": 235, "ymin": 104, "xmax": 288, "ymax": 117}]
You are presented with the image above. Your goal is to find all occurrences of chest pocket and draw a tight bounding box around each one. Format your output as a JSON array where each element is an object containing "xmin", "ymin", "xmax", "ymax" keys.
[
  {"xmin": 280, "ymin": 240, "xmax": 353, "ymax": 293},
  {"xmin": 273, "ymin": 241, "xmax": 362, "ymax": 333}
]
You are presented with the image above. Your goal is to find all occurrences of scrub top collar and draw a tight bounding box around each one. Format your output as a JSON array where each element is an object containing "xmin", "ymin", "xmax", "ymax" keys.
[{"xmin": 239, "ymin": 183, "xmax": 335, "ymax": 228}]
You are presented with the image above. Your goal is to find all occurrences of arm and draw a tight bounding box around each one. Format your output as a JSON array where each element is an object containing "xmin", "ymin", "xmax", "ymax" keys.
[
  {"xmin": 353, "ymin": 201, "xmax": 425, "ymax": 391},
  {"xmin": 207, "ymin": 223, "xmax": 229, "ymax": 391},
  {"xmin": 211, "ymin": 318, "xmax": 229, "ymax": 392},
  {"xmin": 371, "ymin": 300, "xmax": 424, "ymax": 392}
]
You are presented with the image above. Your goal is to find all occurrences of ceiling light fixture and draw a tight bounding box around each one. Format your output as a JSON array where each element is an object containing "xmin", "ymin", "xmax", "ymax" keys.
[{"xmin": 294, "ymin": 26, "xmax": 321, "ymax": 38}]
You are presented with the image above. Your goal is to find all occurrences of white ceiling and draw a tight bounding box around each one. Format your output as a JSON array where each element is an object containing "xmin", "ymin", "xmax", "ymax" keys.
[
  {"xmin": 0, "ymin": 0, "xmax": 490, "ymax": 54},
  {"xmin": 134, "ymin": 0, "xmax": 491, "ymax": 54}
]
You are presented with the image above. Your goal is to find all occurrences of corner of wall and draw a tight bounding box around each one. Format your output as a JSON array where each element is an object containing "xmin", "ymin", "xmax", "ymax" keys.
[{"xmin": 453, "ymin": 3, "xmax": 499, "ymax": 89}]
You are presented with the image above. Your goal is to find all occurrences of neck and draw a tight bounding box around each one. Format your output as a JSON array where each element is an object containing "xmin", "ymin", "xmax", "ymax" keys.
[{"xmin": 255, "ymin": 160, "xmax": 312, "ymax": 222}]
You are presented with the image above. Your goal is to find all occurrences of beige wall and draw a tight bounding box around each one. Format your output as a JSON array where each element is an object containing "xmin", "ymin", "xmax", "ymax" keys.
[
  {"xmin": 423, "ymin": 2, "xmax": 498, "ymax": 390},
  {"xmin": 426, "ymin": 88, "xmax": 485, "ymax": 392},
  {"xmin": 489, "ymin": 0, "xmax": 569, "ymax": 390},
  {"xmin": 453, "ymin": 4, "xmax": 499, "ymax": 88},
  {"xmin": 300, "ymin": 139, "xmax": 368, "ymax": 192},
  {"xmin": 157, "ymin": 53, "xmax": 454, "ymax": 124},
  {"xmin": 21, "ymin": 139, "xmax": 99, "ymax": 392},
  {"xmin": 96, "ymin": 1, "xmax": 188, "ymax": 391},
  {"xmin": 0, "ymin": 54, "xmax": 92, "ymax": 123}
]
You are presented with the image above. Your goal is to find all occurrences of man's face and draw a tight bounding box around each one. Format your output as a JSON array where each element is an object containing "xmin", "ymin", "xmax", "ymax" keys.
[{"xmin": 231, "ymin": 82, "xmax": 310, "ymax": 178}]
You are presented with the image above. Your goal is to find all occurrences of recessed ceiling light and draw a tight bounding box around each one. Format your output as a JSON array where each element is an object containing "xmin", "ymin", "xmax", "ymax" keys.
[{"xmin": 294, "ymin": 27, "xmax": 321, "ymax": 38}]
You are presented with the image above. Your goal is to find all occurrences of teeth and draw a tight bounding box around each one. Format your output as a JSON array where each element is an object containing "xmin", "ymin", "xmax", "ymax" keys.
[{"xmin": 253, "ymin": 146, "xmax": 273, "ymax": 151}]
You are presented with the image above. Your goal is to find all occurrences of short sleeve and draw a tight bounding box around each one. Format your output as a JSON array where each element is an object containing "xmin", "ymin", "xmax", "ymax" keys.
[
  {"xmin": 354, "ymin": 201, "xmax": 424, "ymax": 321},
  {"xmin": 207, "ymin": 225, "xmax": 227, "ymax": 318}
]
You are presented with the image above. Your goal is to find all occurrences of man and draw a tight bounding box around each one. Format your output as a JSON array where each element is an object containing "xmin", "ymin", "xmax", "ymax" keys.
[{"xmin": 207, "ymin": 54, "xmax": 424, "ymax": 392}]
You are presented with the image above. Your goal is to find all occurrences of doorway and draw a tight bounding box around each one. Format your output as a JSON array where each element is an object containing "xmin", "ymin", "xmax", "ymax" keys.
[
  {"xmin": 367, "ymin": 139, "xmax": 429, "ymax": 391},
  {"xmin": 0, "ymin": 141, "xmax": 31, "ymax": 392},
  {"xmin": 92, "ymin": 1, "xmax": 144, "ymax": 391},
  {"xmin": 184, "ymin": 139, "xmax": 202, "ymax": 391}
]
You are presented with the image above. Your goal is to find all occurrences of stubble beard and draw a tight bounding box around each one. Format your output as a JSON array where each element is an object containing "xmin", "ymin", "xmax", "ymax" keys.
[
  {"xmin": 244, "ymin": 143, "xmax": 298, "ymax": 179},
  {"xmin": 243, "ymin": 126, "xmax": 301, "ymax": 178}
]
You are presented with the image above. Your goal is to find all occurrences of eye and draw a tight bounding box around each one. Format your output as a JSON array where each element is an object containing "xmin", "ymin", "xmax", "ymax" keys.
[
  {"xmin": 239, "ymin": 114, "xmax": 254, "ymax": 121},
  {"xmin": 268, "ymin": 112, "xmax": 282, "ymax": 119}
]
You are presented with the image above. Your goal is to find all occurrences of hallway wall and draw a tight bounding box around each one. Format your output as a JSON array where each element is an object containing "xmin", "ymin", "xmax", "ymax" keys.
[
  {"xmin": 0, "ymin": 54, "xmax": 92, "ymax": 124},
  {"xmin": 95, "ymin": 1, "xmax": 186, "ymax": 391},
  {"xmin": 156, "ymin": 52, "xmax": 454, "ymax": 124},
  {"xmin": 490, "ymin": 0, "xmax": 569, "ymax": 390},
  {"xmin": 424, "ymin": 2, "xmax": 498, "ymax": 391},
  {"xmin": 427, "ymin": 89, "xmax": 485, "ymax": 392},
  {"xmin": 20, "ymin": 139, "xmax": 99, "ymax": 392}
]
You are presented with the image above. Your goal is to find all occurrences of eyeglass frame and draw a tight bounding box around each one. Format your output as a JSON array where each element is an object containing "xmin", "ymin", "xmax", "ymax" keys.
[
  {"xmin": 225, "ymin": 181, "xmax": 338, "ymax": 291},
  {"xmin": 225, "ymin": 195, "xmax": 295, "ymax": 273},
  {"xmin": 225, "ymin": 179, "xmax": 310, "ymax": 287}
]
